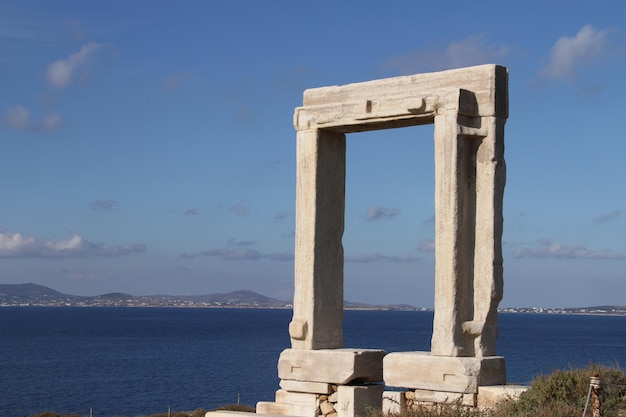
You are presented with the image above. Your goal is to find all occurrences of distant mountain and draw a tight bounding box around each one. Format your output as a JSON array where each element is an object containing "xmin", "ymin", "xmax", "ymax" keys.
[
  {"xmin": 147, "ymin": 289, "xmax": 288, "ymax": 307},
  {"xmin": 0, "ymin": 283, "xmax": 75, "ymax": 298},
  {"xmin": 344, "ymin": 300, "xmax": 422, "ymax": 311},
  {"xmin": 0, "ymin": 283, "xmax": 420, "ymax": 310},
  {"xmin": 1, "ymin": 284, "xmax": 625, "ymax": 314},
  {"xmin": 0, "ymin": 283, "xmax": 290, "ymax": 308}
]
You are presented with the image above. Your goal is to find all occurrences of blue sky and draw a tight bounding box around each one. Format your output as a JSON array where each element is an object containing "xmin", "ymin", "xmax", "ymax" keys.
[{"xmin": 1, "ymin": 1, "xmax": 625, "ymax": 308}]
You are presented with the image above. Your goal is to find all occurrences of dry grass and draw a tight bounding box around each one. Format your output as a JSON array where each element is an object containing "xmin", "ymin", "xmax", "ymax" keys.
[
  {"xmin": 491, "ymin": 364, "xmax": 626, "ymax": 417},
  {"xmin": 28, "ymin": 365, "xmax": 626, "ymax": 417}
]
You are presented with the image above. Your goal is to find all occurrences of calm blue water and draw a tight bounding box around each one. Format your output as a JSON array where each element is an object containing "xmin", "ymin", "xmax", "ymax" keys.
[{"xmin": 0, "ymin": 308, "xmax": 624, "ymax": 417}]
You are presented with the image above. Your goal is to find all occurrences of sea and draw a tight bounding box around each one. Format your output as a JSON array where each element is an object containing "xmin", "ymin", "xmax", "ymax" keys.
[{"xmin": 0, "ymin": 308, "xmax": 625, "ymax": 417}]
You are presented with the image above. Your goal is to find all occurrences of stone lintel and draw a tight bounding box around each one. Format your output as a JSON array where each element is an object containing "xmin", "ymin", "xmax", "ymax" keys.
[
  {"xmin": 256, "ymin": 402, "xmax": 319, "ymax": 417},
  {"xmin": 294, "ymin": 89, "xmax": 488, "ymax": 134},
  {"xmin": 294, "ymin": 95, "xmax": 438, "ymax": 132},
  {"xmin": 477, "ymin": 385, "xmax": 528, "ymax": 408},
  {"xmin": 336, "ymin": 385, "xmax": 384, "ymax": 417},
  {"xmin": 383, "ymin": 351, "xmax": 506, "ymax": 393},
  {"xmin": 278, "ymin": 348, "xmax": 385, "ymax": 384},
  {"xmin": 275, "ymin": 389, "xmax": 320, "ymax": 407},
  {"xmin": 279, "ymin": 380, "xmax": 332, "ymax": 394},
  {"xmin": 301, "ymin": 64, "xmax": 507, "ymax": 120}
]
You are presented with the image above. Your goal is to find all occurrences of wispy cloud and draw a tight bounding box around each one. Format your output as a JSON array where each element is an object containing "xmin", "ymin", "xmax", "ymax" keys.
[
  {"xmin": 0, "ymin": 231, "xmax": 146, "ymax": 258},
  {"xmin": 381, "ymin": 34, "xmax": 509, "ymax": 75},
  {"xmin": 225, "ymin": 94, "xmax": 257, "ymax": 127},
  {"xmin": 181, "ymin": 240, "xmax": 293, "ymax": 262},
  {"xmin": 230, "ymin": 201, "xmax": 249, "ymax": 217},
  {"xmin": 4, "ymin": 41, "xmax": 110, "ymax": 133},
  {"xmin": 227, "ymin": 238, "xmax": 256, "ymax": 247},
  {"xmin": 64, "ymin": 271, "xmax": 97, "ymax": 280},
  {"xmin": 2, "ymin": 105, "xmax": 63, "ymax": 132},
  {"xmin": 418, "ymin": 239, "xmax": 435, "ymax": 252},
  {"xmin": 541, "ymin": 25, "xmax": 611, "ymax": 81},
  {"xmin": 273, "ymin": 212, "xmax": 290, "ymax": 222},
  {"xmin": 162, "ymin": 72, "xmax": 189, "ymax": 91},
  {"xmin": 365, "ymin": 205, "xmax": 400, "ymax": 221},
  {"xmin": 47, "ymin": 42, "xmax": 108, "ymax": 89},
  {"xmin": 61, "ymin": 268, "xmax": 112, "ymax": 280},
  {"xmin": 512, "ymin": 238, "xmax": 626, "ymax": 260},
  {"xmin": 184, "ymin": 208, "xmax": 199, "ymax": 216},
  {"xmin": 594, "ymin": 209, "xmax": 623, "ymax": 224},
  {"xmin": 90, "ymin": 200, "xmax": 118, "ymax": 210},
  {"xmin": 345, "ymin": 252, "xmax": 420, "ymax": 263},
  {"xmin": 273, "ymin": 64, "xmax": 317, "ymax": 92},
  {"xmin": 182, "ymin": 248, "xmax": 293, "ymax": 262},
  {"xmin": 0, "ymin": 23, "xmax": 39, "ymax": 41}
]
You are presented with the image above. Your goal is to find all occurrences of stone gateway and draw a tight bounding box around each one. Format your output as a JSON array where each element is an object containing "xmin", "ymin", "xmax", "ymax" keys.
[{"xmin": 207, "ymin": 64, "xmax": 524, "ymax": 417}]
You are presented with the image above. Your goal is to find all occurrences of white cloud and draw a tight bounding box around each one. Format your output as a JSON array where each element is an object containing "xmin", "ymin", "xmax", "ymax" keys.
[
  {"xmin": 382, "ymin": 34, "xmax": 510, "ymax": 74},
  {"xmin": 47, "ymin": 42, "xmax": 107, "ymax": 89},
  {"xmin": 2, "ymin": 105, "xmax": 63, "ymax": 132},
  {"xmin": 541, "ymin": 25, "xmax": 611, "ymax": 81},
  {"xmin": 512, "ymin": 238, "xmax": 626, "ymax": 260},
  {"xmin": 0, "ymin": 231, "xmax": 146, "ymax": 258},
  {"xmin": 365, "ymin": 205, "xmax": 400, "ymax": 221}
]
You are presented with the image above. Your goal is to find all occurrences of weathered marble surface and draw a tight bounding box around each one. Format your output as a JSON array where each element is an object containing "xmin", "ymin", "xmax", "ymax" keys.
[
  {"xmin": 289, "ymin": 64, "xmax": 508, "ymax": 357},
  {"xmin": 254, "ymin": 64, "xmax": 510, "ymax": 416},
  {"xmin": 278, "ymin": 348, "xmax": 385, "ymax": 384},
  {"xmin": 384, "ymin": 351, "xmax": 506, "ymax": 393}
]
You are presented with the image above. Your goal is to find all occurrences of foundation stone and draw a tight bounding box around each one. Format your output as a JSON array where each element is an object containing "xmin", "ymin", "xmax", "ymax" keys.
[
  {"xmin": 384, "ymin": 351, "xmax": 506, "ymax": 393},
  {"xmin": 278, "ymin": 348, "xmax": 385, "ymax": 384}
]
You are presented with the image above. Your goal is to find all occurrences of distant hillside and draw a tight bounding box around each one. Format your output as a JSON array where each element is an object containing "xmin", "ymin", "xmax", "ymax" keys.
[
  {"xmin": 0, "ymin": 283, "xmax": 419, "ymax": 310},
  {"xmin": 0, "ymin": 283, "xmax": 291, "ymax": 308},
  {"xmin": 0, "ymin": 282, "xmax": 74, "ymax": 297},
  {"xmin": 148, "ymin": 289, "xmax": 288, "ymax": 307},
  {"xmin": 1, "ymin": 284, "xmax": 624, "ymax": 314}
]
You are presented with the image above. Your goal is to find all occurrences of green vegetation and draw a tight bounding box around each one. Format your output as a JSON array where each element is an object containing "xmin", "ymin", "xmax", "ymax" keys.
[
  {"xmin": 27, "ymin": 365, "xmax": 626, "ymax": 417},
  {"xmin": 365, "ymin": 364, "xmax": 626, "ymax": 417},
  {"xmin": 491, "ymin": 364, "xmax": 626, "ymax": 417}
]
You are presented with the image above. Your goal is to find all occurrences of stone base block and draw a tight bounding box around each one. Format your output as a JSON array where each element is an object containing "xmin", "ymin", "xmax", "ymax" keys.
[
  {"xmin": 383, "ymin": 389, "xmax": 476, "ymax": 412},
  {"xmin": 384, "ymin": 351, "xmax": 506, "ymax": 393},
  {"xmin": 336, "ymin": 385, "xmax": 384, "ymax": 417},
  {"xmin": 278, "ymin": 348, "xmax": 386, "ymax": 384},
  {"xmin": 477, "ymin": 385, "xmax": 528, "ymax": 408},
  {"xmin": 206, "ymin": 412, "xmax": 291, "ymax": 417},
  {"xmin": 280, "ymin": 380, "xmax": 332, "ymax": 394},
  {"xmin": 412, "ymin": 389, "xmax": 476, "ymax": 407},
  {"xmin": 382, "ymin": 391, "xmax": 406, "ymax": 415},
  {"xmin": 256, "ymin": 401, "xmax": 318, "ymax": 417},
  {"xmin": 276, "ymin": 389, "xmax": 320, "ymax": 406}
]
